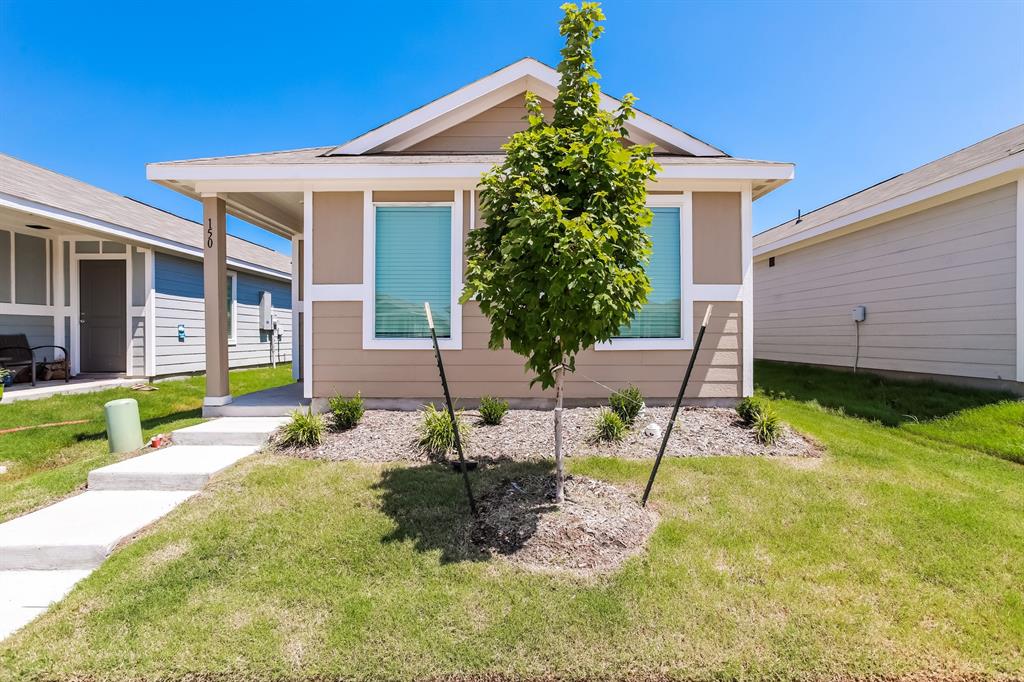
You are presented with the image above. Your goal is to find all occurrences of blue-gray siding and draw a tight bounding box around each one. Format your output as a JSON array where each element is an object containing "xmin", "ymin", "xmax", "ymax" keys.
[
  {"xmin": 154, "ymin": 252, "xmax": 292, "ymax": 375},
  {"xmin": 0, "ymin": 314, "xmax": 55, "ymax": 351}
]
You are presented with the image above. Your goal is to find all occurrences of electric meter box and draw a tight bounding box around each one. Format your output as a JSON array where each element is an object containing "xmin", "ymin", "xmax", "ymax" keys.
[
  {"xmin": 259, "ymin": 291, "xmax": 274, "ymax": 330},
  {"xmin": 852, "ymin": 305, "xmax": 866, "ymax": 323}
]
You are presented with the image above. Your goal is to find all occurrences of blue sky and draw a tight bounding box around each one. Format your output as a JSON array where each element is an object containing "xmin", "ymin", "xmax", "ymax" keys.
[{"xmin": 1, "ymin": 0, "xmax": 1021, "ymax": 254}]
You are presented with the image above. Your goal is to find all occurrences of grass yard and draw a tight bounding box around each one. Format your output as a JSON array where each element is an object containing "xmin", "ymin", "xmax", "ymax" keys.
[
  {"xmin": 1, "ymin": 361, "xmax": 1022, "ymax": 680},
  {"xmin": 0, "ymin": 364, "xmax": 293, "ymax": 523}
]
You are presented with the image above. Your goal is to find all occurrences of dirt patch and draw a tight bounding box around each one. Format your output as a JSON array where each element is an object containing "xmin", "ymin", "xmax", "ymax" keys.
[
  {"xmin": 470, "ymin": 474, "xmax": 657, "ymax": 574},
  {"xmin": 285, "ymin": 406, "xmax": 817, "ymax": 463}
]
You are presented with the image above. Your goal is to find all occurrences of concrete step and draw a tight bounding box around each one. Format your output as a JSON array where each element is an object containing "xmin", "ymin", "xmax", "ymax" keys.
[
  {"xmin": 0, "ymin": 569, "xmax": 92, "ymax": 639},
  {"xmin": 171, "ymin": 417, "xmax": 288, "ymax": 446},
  {"xmin": 87, "ymin": 445, "xmax": 258, "ymax": 491},
  {"xmin": 0, "ymin": 490, "xmax": 194, "ymax": 570}
]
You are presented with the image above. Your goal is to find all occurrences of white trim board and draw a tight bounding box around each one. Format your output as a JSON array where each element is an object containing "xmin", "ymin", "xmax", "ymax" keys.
[
  {"xmin": 325, "ymin": 58, "xmax": 724, "ymax": 157},
  {"xmin": 1016, "ymin": 174, "xmax": 1023, "ymax": 382}
]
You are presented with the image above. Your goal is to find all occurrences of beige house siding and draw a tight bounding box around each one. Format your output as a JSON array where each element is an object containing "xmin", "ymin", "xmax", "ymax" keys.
[
  {"xmin": 405, "ymin": 95, "xmax": 555, "ymax": 153},
  {"xmin": 693, "ymin": 192, "xmax": 742, "ymax": 284},
  {"xmin": 312, "ymin": 192, "xmax": 362, "ymax": 284},
  {"xmin": 312, "ymin": 300, "xmax": 740, "ymax": 402},
  {"xmin": 308, "ymin": 186, "xmax": 746, "ymax": 402},
  {"xmin": 754, "ymin": 182, "xmax": 1018, "ymax": 381}
]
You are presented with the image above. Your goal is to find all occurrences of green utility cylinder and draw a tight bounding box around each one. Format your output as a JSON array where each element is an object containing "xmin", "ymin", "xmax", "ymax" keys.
[{"xmin": 104, "ymin": 398, "xmax": 144, "ymax": 453}]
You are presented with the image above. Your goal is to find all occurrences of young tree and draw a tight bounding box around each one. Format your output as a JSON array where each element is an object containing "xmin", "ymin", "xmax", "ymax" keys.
[{"xmin": 462, "ymin": 2, "xmax": 659, "ymax": 502}]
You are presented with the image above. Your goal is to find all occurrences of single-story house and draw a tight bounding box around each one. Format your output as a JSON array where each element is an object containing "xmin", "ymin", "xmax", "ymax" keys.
[
  {"xmin": 147, "ymin": 58, "xmax": 794, "ymax": 412},
  {"xmin": 0, "ymin": 153, "xmax": 293, "ymax": 381},
  {"xmin": 753, "ymin": 125, "xmax": 1023, "ymax": 395}
]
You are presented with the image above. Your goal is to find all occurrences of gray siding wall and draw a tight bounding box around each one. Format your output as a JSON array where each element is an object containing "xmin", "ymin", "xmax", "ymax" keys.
[
  {"xmin": 754, "ymin": 183, "xmax": 1018, "ymax": 381},
  {"xmin": 131, "ymin": 315, "xmax": 145, "ymax": 375},
  {"xmin": 0, "ymin": 314, "xmax": 54, "ymax": 350},
  {"xmin": 153, "ymin": 252, "xmax": 292, "ymax": 375}
]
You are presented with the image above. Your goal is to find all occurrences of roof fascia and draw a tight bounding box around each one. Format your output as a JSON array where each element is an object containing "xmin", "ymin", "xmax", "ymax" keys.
[
  {"xmin": 0, "ymin": 190, "xmax": 290, "ymax": 280},
  {"xmin": 753, "ymin": 153, "xmax": 1024, "ymax": 260}
]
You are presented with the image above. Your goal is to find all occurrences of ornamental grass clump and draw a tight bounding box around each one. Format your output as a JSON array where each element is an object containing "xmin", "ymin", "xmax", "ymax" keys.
[
  {"xmin": 737, "ymin": 395, "xmax": 782, "ymax": 445},
  {"xmin": 609, "ymin": 385, "xmax": 644, "ymax": 425},
  {"xmin": 753, "ymin": 407, "xmax": 782, "ymax": 445},
  {"xmin": 418, "ymin": 403, "xmax": 471, "ymax": 457},
  {"xmin": 329, "ymin": 392, "xmax": 365, "ymax": 431},
  {"xmin": 478, "ymin": 395, "xmax": 509, "ymax": 426},
  {"xmin": 280, "ymin": 408, "xmax": 327, "ymax": 448},
  {"xmin": 594, "ymin": 408, "xmax": 627, "ymax": 442}
]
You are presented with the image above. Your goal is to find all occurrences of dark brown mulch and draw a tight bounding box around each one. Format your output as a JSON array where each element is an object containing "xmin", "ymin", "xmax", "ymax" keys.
[{"xmin": 470, "ymin": 474, "xmax": 657, "ymax": 574}]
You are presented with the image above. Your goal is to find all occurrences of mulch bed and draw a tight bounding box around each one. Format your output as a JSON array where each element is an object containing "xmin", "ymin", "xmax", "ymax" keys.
[
  {"xmin": 284, "ymin": 406, "xmax": 817, "ymax": 463},
  {"xmin": 470, "ymin": 473, "xmax": 657, "ymax": 573}
]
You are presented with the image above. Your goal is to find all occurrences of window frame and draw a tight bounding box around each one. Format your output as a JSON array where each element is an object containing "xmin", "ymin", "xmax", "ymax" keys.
[
  {"xmin": 362, "ymin": 196, "xmax": 463, "ymax": 350},
  {"xmin": 596, "ymin": 193, "xmax": 694, "ymax": 351}
]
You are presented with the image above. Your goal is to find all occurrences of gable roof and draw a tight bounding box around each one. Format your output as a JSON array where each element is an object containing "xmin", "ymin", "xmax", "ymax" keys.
[
  {"xmin": 326, "ymin": 58, "xmax": 726, "ymax": 157},
  {"xmin": 0, "ymin": 153, "xmax": 291, "ymax": 277},
  {"xmin": 754, "ymin": 124, "xmax": 1024, "ymax": 257}
]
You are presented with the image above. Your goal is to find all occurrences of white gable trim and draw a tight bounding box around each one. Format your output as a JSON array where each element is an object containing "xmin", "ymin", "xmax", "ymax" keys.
[{"xmin": 326, "ymin": 58, "xmax": 724, "ymax": 157}]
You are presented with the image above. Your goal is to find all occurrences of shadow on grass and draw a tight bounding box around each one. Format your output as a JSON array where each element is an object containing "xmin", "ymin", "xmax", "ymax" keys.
[
  {"xmin": 374, "ymin": 458, "xmax": 554, "ymax": 564},
  {"xmin": 755, "ymin": 360, "xmax": 1015, "ymax": 426}
]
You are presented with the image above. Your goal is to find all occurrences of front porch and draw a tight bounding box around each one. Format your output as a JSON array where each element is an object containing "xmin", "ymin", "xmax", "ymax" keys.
[
  {"xmin": 0, "ymin": 374, "xmax": 138, "ymax": 404},
  {"xmin": 201, "ymin": 380, "xmax": 309, "ymax": 417}
]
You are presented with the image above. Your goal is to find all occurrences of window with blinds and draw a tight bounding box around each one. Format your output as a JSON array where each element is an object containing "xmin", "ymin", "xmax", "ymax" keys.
[
  {"xmin": 374, "ymin": 206, "xmax": 451, "ymax": 338},
  {"xmin": 618, "ymin": 207, "xmax": 681, "ymax": 338}
]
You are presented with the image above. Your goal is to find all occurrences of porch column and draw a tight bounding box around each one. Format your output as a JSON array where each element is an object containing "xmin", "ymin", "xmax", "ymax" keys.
[{"xmin": 202, "ymin": 194, "xmax": 231, "ymax": 405}]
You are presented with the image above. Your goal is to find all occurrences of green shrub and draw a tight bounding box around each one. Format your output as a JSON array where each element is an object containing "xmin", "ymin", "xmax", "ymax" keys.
[
  {"xmin": 594, "ymin": 408, "xmax": 627, "ymax": 442},
  {"xmin": 280, "ymin": 408, "xmax": 327, "ymax": 448},
  {"xmin": 418, "ymin": 403, "xmax": 471, "ymax": 456},
  {"xmin": 752, "ymin": 405, "xmax": 782, "ymax": 445},
  {"xmin": 329, "ymin": 392, "xmax": 365, "ymax": 431},
  {"xmin": 478, "ymin": 395, "xmax": 509, "ymax": 425},
  {"xmin": 609, "ymin": 385, "xmax": 644, "ymax": 425},
  {"xmin": 737, "ymin": 396, "xmax": 770, "ymax": 425}
]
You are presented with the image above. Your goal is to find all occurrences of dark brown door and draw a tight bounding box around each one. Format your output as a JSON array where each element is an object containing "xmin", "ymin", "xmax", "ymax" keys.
[{"xmin": 79, "ymin": 260, "xmax": 126, "ymax": 373}]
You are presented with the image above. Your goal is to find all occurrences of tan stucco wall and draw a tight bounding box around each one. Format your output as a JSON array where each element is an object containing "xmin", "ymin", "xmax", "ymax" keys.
[
  {"xmin": 308, "ymin": 187, "xmax": 746, "ymax": 402},
  {"xmin": 692, "ymin": 192, "xmax": 742, "ymax": 284},
  {"xmin": 754, "ymin": 182, "xmax": 1017, "ymax": 381},
  {"xmin": 312, "ymin": 192, "xmax": 362, "ymax": 284},
  {"xmin": 372, "ymin": 191, "xmax": 455, "ymax": 203}
]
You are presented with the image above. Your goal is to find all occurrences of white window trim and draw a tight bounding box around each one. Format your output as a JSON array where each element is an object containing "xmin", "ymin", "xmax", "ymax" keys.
[
  {"xmin": 597, "ymin": 193, "xmax": 694, "ymax": 351},
  {"xmin": 362, "ymin": 193, "xmax": 463, "ymax": 350},
  {"xmin": 226, "ymin": 270, "xmax": 238, "ymax": 346}
]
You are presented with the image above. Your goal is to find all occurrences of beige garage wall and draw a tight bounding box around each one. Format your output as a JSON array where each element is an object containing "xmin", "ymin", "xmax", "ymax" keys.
[{"xmin": 754, "ymin": 183, "xmax": 1017, "ymax": 381}]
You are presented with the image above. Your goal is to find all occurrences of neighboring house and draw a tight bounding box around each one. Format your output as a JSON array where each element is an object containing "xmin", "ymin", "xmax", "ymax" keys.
[
  {"xmin": 147, "ymin": 58, "xmax": 794, "ymax": 412},
  {"xmin": 0, "ymin": 153, "xmax": 292, "ymax": 380},
  {"xmin": 754, "ymin": 125, "xmax": 1024, "ymax": 395}
]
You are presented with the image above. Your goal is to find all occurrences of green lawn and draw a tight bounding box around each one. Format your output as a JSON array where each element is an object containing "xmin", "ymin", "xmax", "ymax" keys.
[
  {"xmin": 757, "ymin": 360, "xmax": 1024, "ymax": 464},
  {"xmin": 1, "ymin": 362, "xmax": 1021, "ymax": 680},
  {"xmin": 0, "ymin": 364, "xmax": 293, "ymax": 523}
]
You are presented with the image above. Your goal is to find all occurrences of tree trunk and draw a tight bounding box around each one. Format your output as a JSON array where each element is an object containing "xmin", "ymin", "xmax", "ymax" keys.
[{"xmin": 553, "ymin": 362, "xmax": 566, "ymax": 503}]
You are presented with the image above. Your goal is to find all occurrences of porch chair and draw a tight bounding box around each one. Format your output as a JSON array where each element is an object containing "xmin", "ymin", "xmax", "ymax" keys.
[{"xmin": 0, "ymin": 334, "xmax": 70, "ymax": 386}]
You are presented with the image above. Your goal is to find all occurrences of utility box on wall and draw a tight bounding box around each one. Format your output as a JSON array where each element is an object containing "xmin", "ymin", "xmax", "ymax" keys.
[{"xmin": 259, "ymin": 291, "xmax": 273, "ymax": 330}]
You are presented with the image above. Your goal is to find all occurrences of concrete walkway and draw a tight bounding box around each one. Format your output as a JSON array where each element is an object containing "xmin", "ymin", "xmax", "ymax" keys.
[{"xmin": 0, "ymin": 416, "xmax": 286, "ymax": 640}]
